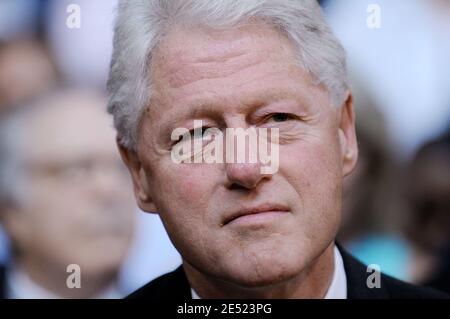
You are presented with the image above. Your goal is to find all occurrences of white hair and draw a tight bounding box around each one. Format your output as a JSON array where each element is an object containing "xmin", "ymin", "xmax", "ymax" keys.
[{"xmin": 107, "ymin": 0, "xmax": 348, "ymax": 151}]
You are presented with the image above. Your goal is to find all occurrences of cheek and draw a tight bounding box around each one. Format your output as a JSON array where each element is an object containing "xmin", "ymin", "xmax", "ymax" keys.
[
  {"xmin": 180, "ymin": 171, "xmax": 205, "ymax": 199},
  {"xmin": 283, "ymin": 142, "xmax": 341, "ymax": 183},
  {"xmin": 31, "ymin": 184, "xmax": 93, "ymax": 236},
  {"xmin": 280, "ymin": 138, "xmax": 343, "ymax": 216},
  {"xmin": 150, "ymin": 164, "xmax": 221, "ymax": 256},
  {"xmin": 279, "ymin": 142, "xmax": 343, "ymax": 246},
  {"xmin": 153, "ymin": 162, "xmax": 219, "ymax": 211}
]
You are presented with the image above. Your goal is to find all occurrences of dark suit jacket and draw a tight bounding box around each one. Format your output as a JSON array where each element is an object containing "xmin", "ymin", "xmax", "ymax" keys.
[
  {"xmin": 127, "ymin": 247, "xmax": 449, "ymax": 299},
  {"xmin": 0, "ymin": 265, "xmax": 6, "ymax": 299}
]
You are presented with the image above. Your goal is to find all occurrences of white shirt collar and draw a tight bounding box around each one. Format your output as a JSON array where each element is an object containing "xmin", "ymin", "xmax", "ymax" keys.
[
  {"xmin": 323, "ymin": 245, "xmax": 347, "ymax": 299},
  {"xmin": 7, "ymin": 266, "xmax": 123, "ymax": 299},
  {"xmin": 191, "ymin": 245, "xmax": 347, "ymax": 299}
]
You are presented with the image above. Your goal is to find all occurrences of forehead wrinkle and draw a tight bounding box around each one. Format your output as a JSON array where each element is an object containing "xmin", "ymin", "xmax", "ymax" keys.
[
  {"xmin": 155, "ymin": 28, "xmax": 297, "ymax": 91},
  {"xmin": 162, "ymin": 50, "xmax": 276, "ymax": 90},
  {"xmin": 170, "ymin": 39, "xmax": 250, "ymax": 65},
  {"xmin": 159, "ymin": 21, "xmax": 285, "ymax": 65}
]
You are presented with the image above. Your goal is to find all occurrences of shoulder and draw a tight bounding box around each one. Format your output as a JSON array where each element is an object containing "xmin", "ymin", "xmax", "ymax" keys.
[
  {"xmin": 0, "ymin": 264, "xmax": 6, "ymax": 299},
  {"xmin": 339, "ymin": 246, "xmax": 449, "ymax": 299},
  {"xmin": 126, "ymin": 265, "xmax": 191, "ymax": 300},
  {"xmin": 380, "ymin": 272, "xmax": 448, "ymax": 299}
]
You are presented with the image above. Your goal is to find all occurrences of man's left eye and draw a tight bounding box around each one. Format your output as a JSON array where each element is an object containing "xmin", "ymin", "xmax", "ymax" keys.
[{"xmin": 268, "ymin": 113, "xmax": 294, "ymax": 122}]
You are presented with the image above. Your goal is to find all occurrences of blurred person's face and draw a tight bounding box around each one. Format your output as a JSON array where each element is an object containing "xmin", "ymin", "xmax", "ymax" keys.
[
  {"xmin": 0, "ymin": 40, "xmax": 56, "ymax": 111},
  {"xmin": 120, "ymin": 24, "xmax": 357, "ymax": 289},
  {"xmin": 5, "ymin": 95, "xmax": 135, "ymax": 277},
  {"xmin": 408, "ymin": 149, "xmax": 450, "ymax": 248}
]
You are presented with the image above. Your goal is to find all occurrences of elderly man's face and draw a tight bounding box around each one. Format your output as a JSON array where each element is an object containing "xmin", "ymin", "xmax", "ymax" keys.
[{"xmin": 122, "ymin": 23, "xmax": 357, "ymax": 287}]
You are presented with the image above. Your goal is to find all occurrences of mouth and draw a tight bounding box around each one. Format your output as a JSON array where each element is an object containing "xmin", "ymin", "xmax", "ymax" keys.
[{"xmin": 223, "ymin": 203, "xmax": 290, "ymax": 226}]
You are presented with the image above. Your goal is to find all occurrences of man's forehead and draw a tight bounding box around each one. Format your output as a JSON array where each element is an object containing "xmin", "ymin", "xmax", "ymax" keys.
[
  {"xmin": 152, "ymin": 29, "xmax": 300, "ymax": 96},
  {"xmin": 24, "ymin": 101, "xmax": 118, "ymax": 162},
  {"xmin": 153, "ymin": 22, "xmax": 295, "ymax": 77},
  {"xmin": 147, "ymin": 23, "xmax": 327, "ymax": 126}
]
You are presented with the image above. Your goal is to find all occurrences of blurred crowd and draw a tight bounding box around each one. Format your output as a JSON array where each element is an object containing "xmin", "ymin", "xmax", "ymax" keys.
[{"xmin": 0, "ymin": 0, "xmax": 448, "ymax": 298}]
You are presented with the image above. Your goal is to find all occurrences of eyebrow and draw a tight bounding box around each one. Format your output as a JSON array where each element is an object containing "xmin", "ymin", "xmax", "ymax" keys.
[
  {"xmin": 211, "ymin": 88, "xmax": 302, "ymax": 112},
  {"xmin": 160, "ymin": 87, "xmax": 312, "ymax": 132}
]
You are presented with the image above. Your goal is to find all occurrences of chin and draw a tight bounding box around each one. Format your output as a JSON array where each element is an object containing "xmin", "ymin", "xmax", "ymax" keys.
[{"xmin": 219, "ymin": 254, "xmax": 305, "ymax": 289}]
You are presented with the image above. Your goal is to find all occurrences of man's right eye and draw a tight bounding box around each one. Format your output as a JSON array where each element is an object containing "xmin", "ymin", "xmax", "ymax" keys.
[{"xmin": 172, "ymin": 127, "xmax": 209, "ymax": 145}]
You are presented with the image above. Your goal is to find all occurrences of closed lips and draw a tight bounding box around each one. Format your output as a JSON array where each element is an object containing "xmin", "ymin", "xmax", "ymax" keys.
[{"xmin": 223, "ymin": 204, "xmax": 290, "ymax": 225}]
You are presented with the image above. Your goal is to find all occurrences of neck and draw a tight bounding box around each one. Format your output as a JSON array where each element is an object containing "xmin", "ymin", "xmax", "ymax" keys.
[{"xmin": 184, "ymin": 242, "xmax": 335, "ymax": 299}]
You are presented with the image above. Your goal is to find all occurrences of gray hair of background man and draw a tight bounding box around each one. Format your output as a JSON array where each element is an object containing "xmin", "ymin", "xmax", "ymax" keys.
[{"xmin": 107, "ymin": 0, "xmax": 348, "ymax": 151}]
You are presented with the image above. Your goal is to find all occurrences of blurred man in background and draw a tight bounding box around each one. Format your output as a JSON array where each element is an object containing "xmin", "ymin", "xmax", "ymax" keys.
[
  {"xmin": 0, "ymin": 90, "xmax": 136, "ymax": 298},
  {"xmin": 404, "ymin": 128, "xmax": 450, "ymax": 293}
]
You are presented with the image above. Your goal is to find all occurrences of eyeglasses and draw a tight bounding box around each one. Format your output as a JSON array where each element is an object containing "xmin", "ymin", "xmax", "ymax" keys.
[{"xmin": 24, "ymin": 158, "xmax": 129, "ymax": 183}]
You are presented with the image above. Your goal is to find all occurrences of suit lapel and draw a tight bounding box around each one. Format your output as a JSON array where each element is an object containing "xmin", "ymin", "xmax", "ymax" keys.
[
  {"xmin": 338, "ymin": 245, "xmax": 390, "ymax": 299},
  {"xmin": 166, "ymin": 265, "xmax": 192, "ymax": 299},
  {"xmin": 0, "ymin": 265, "xmax": 6, "ymax": 299}
]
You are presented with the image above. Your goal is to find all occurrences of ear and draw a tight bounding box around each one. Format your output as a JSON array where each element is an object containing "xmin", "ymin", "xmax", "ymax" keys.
[
  {"xmin": 117, "ymin": 139, "xmax": 157, "ymax": 213},
  {"xmin": 337, "ymin": 92, "xmax": 358, "ymax": 177}
]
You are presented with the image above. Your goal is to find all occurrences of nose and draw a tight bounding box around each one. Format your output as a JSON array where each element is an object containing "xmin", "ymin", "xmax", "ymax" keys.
[
  {"xmin": 223, "ymin": 116, "xmax": 272, "ymax": 190},
  {"xmin": 225, "ymin": 162, "xmax": 270, "ymax": 190}
]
